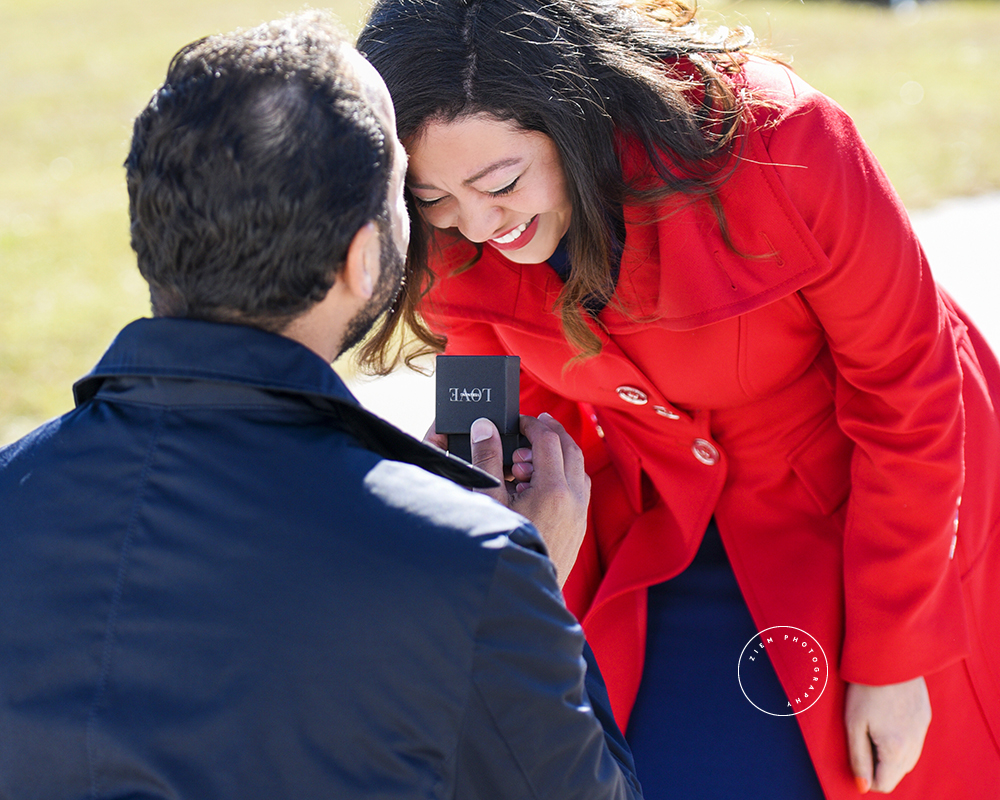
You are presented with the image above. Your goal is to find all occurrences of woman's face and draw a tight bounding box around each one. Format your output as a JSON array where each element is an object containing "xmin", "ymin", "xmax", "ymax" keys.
[{"xmin": 404, "ymin": 114, "xmax": 572, "ymax": 265}]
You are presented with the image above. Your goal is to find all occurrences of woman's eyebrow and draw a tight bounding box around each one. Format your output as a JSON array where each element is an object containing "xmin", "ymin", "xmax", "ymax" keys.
[
  {"xmin": 407, "ymin": 157, "xmax": 524, "ymax": 191},
  {"xmin": 463, "ymin": 157, "xmax": 523, "ymax": 185}
]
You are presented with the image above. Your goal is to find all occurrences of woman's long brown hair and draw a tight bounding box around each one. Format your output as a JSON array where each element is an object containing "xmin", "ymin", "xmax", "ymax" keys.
[{"xmin": 356, "ymin": 0, "xmax": 760, "ymax": 374}]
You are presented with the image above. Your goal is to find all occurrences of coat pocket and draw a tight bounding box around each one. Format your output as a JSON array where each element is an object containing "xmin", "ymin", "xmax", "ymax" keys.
[{"xmin": 787, "ymin": 409, "xmax": 853, "ymax": 516}]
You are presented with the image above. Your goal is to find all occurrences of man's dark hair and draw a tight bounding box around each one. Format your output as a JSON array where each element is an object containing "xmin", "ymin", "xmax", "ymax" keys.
[{"xmin": 126, "ymin": 11, "xmax": 393, "ymax": 332}]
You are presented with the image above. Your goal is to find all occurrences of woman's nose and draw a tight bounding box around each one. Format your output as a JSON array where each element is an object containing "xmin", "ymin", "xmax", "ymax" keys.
[{"xmin": 456, "ymin": 202, "xmax": 504, "ymax": 244}]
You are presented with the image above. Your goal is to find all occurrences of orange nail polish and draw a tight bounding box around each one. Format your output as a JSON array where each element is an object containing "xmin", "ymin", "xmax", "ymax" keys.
[{"xmin": 855, "ymin": 776, "xmax": 870, "ymax": 794}]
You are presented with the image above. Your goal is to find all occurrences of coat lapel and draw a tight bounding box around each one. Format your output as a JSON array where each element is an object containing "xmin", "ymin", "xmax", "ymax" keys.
[{"xmin": 602, "ymin": 127, "xmax": 834, "ymax": 333}]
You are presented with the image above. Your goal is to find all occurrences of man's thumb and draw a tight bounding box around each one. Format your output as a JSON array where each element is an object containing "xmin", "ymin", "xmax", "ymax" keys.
[{"xmin": 470, "ymin": 418, "xmax": 507, "ymax": 504}]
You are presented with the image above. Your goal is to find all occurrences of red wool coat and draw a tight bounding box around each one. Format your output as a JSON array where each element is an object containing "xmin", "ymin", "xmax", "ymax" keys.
[{"xmin": 420, "ymin": 59, "xmax": 1000, "ymax": 797}]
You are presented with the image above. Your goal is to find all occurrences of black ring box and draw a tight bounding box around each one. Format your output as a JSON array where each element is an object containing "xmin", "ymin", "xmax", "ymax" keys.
[{"xmin": 435, "ymin": 355, "xmax": 529, "ymax": 467}]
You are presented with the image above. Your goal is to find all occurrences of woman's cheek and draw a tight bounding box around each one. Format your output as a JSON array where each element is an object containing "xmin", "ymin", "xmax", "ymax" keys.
[{"xmin": 417, "ymin": 205, "xmax": 448, "ymax": 231}]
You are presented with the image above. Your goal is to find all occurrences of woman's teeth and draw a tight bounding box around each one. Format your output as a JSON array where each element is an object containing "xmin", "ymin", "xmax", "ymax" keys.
[{"xmin": 492, "ymin": 221, "xmax": 529, "ymax": 245}]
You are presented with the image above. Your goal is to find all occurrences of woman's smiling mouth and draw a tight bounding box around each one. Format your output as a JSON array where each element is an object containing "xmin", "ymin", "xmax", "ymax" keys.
[{"xmin": 488, "ymin": 216, "xmax": 539, "ymax": 251}]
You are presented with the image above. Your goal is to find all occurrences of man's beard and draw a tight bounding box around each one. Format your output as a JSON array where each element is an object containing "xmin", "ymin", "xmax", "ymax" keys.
[{"xmin": 337, "ymin": 223, "xmax": 405, "ymax": 358}]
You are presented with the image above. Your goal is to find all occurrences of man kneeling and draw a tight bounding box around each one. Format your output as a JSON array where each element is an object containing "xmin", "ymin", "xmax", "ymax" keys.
[{"xmin": 0, "ymin": 12, "xmax": 641, "ymax": 799}]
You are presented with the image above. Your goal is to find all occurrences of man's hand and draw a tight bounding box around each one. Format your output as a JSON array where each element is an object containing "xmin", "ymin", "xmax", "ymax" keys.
[
  {"xmin": 424, "ymin": 414, "xmax": 590, "ymax": 586},
  {"xmin": 844, "ymin": 676, "xmax": 931, "ymax": 793}
]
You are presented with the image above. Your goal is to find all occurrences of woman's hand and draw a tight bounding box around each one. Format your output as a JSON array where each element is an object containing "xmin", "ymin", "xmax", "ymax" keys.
[
  {"xmin": 844, "ymin": 676, "xmax": 932, "ymax": 793},
  {"xmin": 424, "ymin": 414, "xmax": 590, "ymax": 586}
]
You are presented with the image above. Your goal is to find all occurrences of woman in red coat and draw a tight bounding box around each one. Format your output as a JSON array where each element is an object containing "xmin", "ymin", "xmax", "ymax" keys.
[{"xmin": 357, "ymin": 0, "xmax": 1000, "ymax": 796}]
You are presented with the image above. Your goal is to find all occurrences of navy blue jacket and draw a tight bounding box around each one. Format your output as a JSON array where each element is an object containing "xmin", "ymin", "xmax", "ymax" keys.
[{"xmin": 0, "ymin": 318, "xmax": 641, "ymax": 799}]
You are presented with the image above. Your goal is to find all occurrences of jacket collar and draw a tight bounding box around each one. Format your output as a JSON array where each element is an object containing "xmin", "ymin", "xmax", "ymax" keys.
[
  {"xmin": 74, "ymin": 318, "xmax": 498, "ymax": 490},
  {"xmin": 425, "ymin": 122, "xmax": 832, "ymax": 338}
]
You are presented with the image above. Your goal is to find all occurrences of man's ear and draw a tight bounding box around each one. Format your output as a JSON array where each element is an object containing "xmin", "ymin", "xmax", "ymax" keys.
[{"xmin": 342, "ymin": 221, "xmax": 380, "ymax": 300}]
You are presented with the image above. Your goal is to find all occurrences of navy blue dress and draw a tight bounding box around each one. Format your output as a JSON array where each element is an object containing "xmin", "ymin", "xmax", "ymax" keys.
[{"xmin": 624, "ymin": 520, "xmax": 826, "ymax": 798}]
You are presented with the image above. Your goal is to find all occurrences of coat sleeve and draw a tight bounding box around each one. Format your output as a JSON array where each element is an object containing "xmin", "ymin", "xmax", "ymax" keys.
[
  {"xmin": 764, "ymin": 86, "xmax": 969, "ymax": 685},
  {"xmin": 454, "ymin": 523, "xmax": 642, "ymax": 800}
]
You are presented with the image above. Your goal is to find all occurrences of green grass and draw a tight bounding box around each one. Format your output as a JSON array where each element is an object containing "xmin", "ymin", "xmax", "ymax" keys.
[
  {"xmin": 0, "ymin": 0, "xmax": 368, "ymax": 443},
  {"xmin": 2, "ymin": 0, "xmax": 999, "ymax": 444},
  {"xmin": 704, "ymin": 0, "xmax": 1000, "ymax": 206}
]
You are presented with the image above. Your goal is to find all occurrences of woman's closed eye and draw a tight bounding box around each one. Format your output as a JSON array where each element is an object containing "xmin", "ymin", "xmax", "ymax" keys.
[
  {"xmin": 410, "ymin": 193, "xmax": 443, "ymax": 208},
  {"xmin": 410, "ymin": 176, "xmax": 519, "ymax": 209},
  {"xmin": 487, "ymin": 177, "xmax": 519, "ymax": 197}
]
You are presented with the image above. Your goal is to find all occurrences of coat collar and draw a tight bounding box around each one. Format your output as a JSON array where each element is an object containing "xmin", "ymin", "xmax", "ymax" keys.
[
  {"xmin": 425, "ymin": 108, "xmax": 832, "ymax": 339},
  {"xmin": 75, "ymin": 317, "xmax": 353, "ymax": 405},
  {"xmin": 74, "ymin": 318, "xmax": 498, "ymax": 490}
]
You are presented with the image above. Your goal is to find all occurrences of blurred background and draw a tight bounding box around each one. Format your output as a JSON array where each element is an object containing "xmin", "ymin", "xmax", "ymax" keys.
[{"xmin": 2, "ymin": 0, "xmax": 999, "ymax": 444}]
